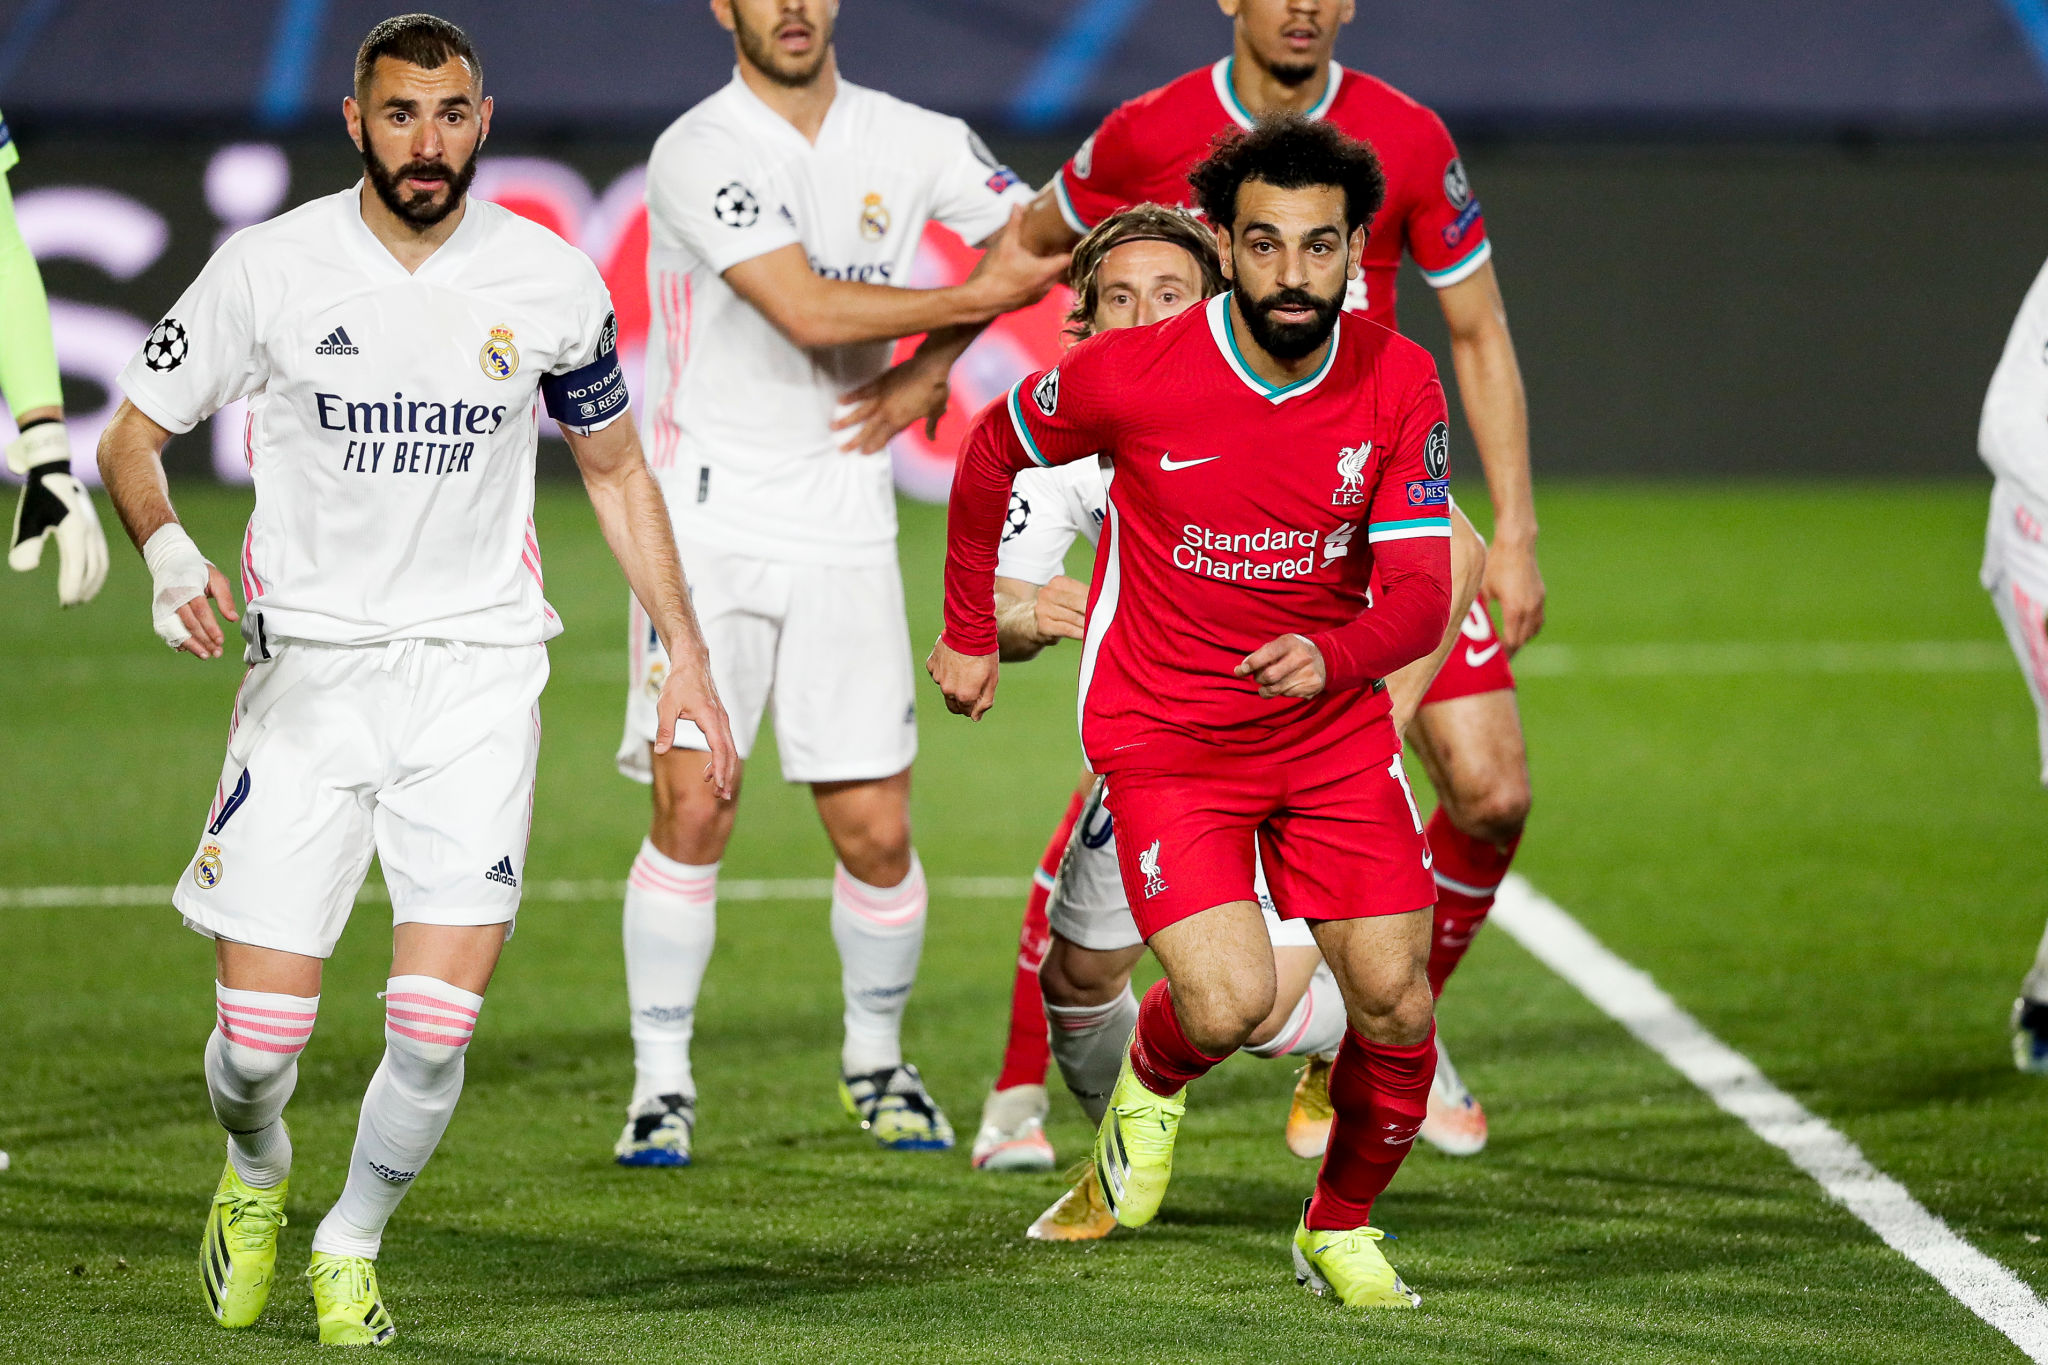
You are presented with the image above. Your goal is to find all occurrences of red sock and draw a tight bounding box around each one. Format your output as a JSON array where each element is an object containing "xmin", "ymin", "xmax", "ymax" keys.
[
  {"xmin": 1127, "ymin": 980, "xmax": 1230, "ymax": 1097},
  {"xmin": 993, "ymin": 788, "xmax": 1086, "ymax": 1091},
  {"xmin": 1307, "ymin": 1025, "xmax": 1436, "ymax": 1230},
  {"xmin": 1426, "ymin": 808, "xmax": 1521, "ymax": 998}
]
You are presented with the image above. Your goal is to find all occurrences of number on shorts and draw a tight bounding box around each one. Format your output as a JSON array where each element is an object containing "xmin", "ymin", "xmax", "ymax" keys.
[{"xmin": 1388, "ymin": 754, "xmax": 1424, "ymax": 834}]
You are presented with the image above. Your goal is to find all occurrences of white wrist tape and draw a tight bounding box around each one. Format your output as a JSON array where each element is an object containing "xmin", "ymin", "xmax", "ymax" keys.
[
  {"xmin": 142, "ymin": 523, "xmax": 212, "ymax": 649},
  {"xmin": 6, "ymin": 421, "xmax": 69, "ymax": 476}
]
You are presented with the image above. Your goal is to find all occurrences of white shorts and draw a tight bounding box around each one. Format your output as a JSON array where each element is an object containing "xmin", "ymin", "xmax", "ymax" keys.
[
  {"xmin": 1047, "ymin": 778, "xmax": 1316, "ymax": 952},
  {"xmin": 1985, "ymin": 480, "xmax": 2048, "ymax": 785},
  {"xmin": 616, "ymin": 544, "xmax": 918, "ymax": 785},
  {"xmin": 172, "ymin": 639, "xmax": 547, "ymax": 959}
]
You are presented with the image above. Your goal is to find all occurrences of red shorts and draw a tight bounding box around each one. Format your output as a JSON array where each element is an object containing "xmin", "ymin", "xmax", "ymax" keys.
[
  {"xmin": 1102, "ymin": 745, "xmax": 1438, "ymax": 942},
  {"xmin": 1421, "ymin": 600, "xmax": 1516, "ymax": 705}
]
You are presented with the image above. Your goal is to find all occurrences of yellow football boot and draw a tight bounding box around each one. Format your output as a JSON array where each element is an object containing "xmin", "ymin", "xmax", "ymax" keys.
[
  {"xmin": 1285, "ymin": 1054, "xmax": 1335, "ymax": 1160},
  {"xmin": 307, "ymin": 1251, "xmax": 396, "ymax": 1347},
  {"xmin": 200, "ymin": 1158, "xmax": 288, "ymax": 1328},
  {"xmin": 1291, "ymin": 1205, "xmax": 1421, "ymax": 1309},
  {"xmin": 1025, "ymin": 1162, "xmax": 1117, "ymax": 1241},
  {"xmin": 1090, "ymin": 1045, "xmax": 1185, "ymax": 1228}
]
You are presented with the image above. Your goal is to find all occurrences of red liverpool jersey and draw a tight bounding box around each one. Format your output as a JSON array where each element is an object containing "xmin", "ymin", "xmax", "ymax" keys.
[
  {"xmin": 942, "ymin": 293, "xmax": 1453, "ymax": 771},
  {"xmin": 1052, "ymin": 59, "xmax": 1489, "ymax": 329}
]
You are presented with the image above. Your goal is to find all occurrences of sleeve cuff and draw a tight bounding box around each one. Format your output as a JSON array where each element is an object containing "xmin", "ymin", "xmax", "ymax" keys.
[
  {"xmin": 1051, "ymin": 173, "xmax": 1093, "ymax": 236},
  {"xmin": 118, "ymin": 375, "xmax": 200, "ymax": 436},
  {"xmin": 1421, "ymin": 237, "xmax": 1492, "ymax": 289}
]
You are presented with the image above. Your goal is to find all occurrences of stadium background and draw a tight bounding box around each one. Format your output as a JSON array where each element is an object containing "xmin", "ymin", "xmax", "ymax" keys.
[{"xmin": 9, "ymin": 2, "xmax": 2048, "ymax": 1361}]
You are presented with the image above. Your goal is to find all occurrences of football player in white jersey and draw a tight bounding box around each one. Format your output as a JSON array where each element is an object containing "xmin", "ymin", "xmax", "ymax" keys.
[
  {"xmin": 974, "ymin": 206, "xmax": 1487, "ymax": 1238},
  {"xmin": 95, "ymin": 17, "xmax": 735, "ymax": 1345},
  {"xmin": 1979, "ymin": 255, "xmax": 2048, "ymax": 1074},
  {"xmin": 611, "ymin": 0, "xmax": 1070, "ymax": 1166}
]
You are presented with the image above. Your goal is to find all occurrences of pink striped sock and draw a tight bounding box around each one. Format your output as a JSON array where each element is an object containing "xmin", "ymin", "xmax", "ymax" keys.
[{"xmin": 206, "ymin": 982, "xmax": 319, "ymax": 1187}]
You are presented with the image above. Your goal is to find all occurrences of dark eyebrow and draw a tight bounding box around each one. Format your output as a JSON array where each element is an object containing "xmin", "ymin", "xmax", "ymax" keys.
[
  {"xmin": 379, "ymin": 91, "xmax": 474, "ymax": 113},
  {"xmin": 1241, "ymin": 219, "xmax": 1343, "ymax": 241}
]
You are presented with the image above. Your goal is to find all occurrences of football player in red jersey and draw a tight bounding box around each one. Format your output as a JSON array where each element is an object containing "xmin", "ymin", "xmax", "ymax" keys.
[
  {"xmin": 967, "ymin": 0, "xmax": 1537, "ymax": 1157},
  {"xmin": 934, "ymin": 117, "xmax": 1451, "ymax": 1308}
]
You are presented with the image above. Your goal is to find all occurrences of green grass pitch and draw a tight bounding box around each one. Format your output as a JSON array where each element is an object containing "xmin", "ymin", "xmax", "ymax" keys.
[{"xmin": 4, "ymin": 480, "xmax": 2047, "ymax": 1362}]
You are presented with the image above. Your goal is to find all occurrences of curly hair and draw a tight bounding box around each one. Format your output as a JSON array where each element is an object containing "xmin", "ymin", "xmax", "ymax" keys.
[
  {"xmin": 1187, "ymin": 113, "xmax": 1385, "ymax": 234},
  {"xmin": 1064, "ymin": 204, "xmax": 1224, "ymax": 339}
]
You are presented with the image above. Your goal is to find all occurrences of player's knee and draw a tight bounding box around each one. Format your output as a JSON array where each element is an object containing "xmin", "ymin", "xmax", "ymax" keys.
[
  {"xmin": 211, "ymin": 985, "xmax": 317, "ymax": 1083},
  {"xmin": 834, "ymin": 816, "xmax": 914, "ymax": 888},
  {"xmin": 1451, "ymin": 774, "xmax": 1531, "ymax": 847},
  {"xmin": 1040, "ymin": 938, "xmax": 1126, "ymax": 1007},
  {"xmin": 1342, "ymin": 962, "xmax": 1435, "ymax": 1047},
  {"xmin": 1180, "ymin": 975, "xmax": 1275, "ymax": 1055},
  {"xmin": 382, "ymin": 976, "xmax": 482, "ymax": 1073},
  {"xmin": 650, "ymin": 768, "xmax": 737, "ymax": 865}
]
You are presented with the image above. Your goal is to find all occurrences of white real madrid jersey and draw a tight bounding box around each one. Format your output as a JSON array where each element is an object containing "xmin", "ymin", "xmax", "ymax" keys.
[
  {"xmin": 1982, "ymin": 255, "xmax": 2048, "ymax": 516},
  {"xmin": 643, "ymin": 72, "xmax": 1030, "ymax": 567},
  {"xmin": 120, "ymin": 187, "xmax": 625, "ymax": 648},
  {"xmin": 996, "ymin": 457, "xmax": 1109, "ymax": 586}
]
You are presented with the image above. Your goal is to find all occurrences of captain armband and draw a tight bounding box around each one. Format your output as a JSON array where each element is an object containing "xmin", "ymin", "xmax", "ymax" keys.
[{"xmin": 541, "ymin": 310, "xmax": 629, "ymax": 436}]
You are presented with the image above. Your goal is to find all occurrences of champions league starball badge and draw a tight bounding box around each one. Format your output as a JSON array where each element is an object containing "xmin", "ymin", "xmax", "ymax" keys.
[{"xmin": 480, "ymin": 325, "xmax": 520, "ymax": 380}]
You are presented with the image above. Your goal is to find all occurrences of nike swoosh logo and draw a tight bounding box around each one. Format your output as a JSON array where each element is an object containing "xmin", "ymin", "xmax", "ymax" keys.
[
  {"xmin": 1464, "ymin": 643, "xmax": 1503, "ymax": 668},
  {"xmin": 1159, "ymin": 452, "xmax": 1220, "ymax": 472}
]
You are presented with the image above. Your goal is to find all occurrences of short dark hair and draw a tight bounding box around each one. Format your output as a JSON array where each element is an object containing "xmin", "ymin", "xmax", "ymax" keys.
[
  {"xmin": 1065, "ymin": 204, "xmax": 1224, "ymax": 338},
  {"xmin": 1186, "ymin": 113, "xmax": 1386, "ymax": 235},
  {"xmin": 354, "ymin": 14, "xmax": 482, "ymax": 98}
]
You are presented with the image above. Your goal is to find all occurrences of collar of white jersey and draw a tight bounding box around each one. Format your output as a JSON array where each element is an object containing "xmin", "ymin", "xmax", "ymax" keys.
[
  {"xmin": 724, "ymin": 66, "xmax": 853, "ymax": 146},
  {"xmin": 338, "ymin": 182, "xmax": 487, "ymax": 280},
  {"xmin": 1205, "ymin": 292, "xmax": 1340, "ymax": 405},
  {"xmin": 1210, "ymin": 58, "xmax": 1344, "ymax": 130}
]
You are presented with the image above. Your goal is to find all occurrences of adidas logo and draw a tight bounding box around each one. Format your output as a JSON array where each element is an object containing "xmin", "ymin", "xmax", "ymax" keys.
[
  {"xmin": 484, "ymin": 855, "xmax": 519, "ymax": 887},
  {"xmin": 314, "ymin": 325, "xmax": 360, "ymax": 356}
]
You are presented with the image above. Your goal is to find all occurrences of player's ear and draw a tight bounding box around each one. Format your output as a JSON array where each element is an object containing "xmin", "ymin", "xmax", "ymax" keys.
[
  {"xmin": 1216, "ymin": 0, "xmax": 1241, "ymax": 20},
  {"xmin": 710, "ymin": 0, "xmax": 737, "ymax": 35},
  {"xmin": 1337, "ymin": 0, "xmax": 1357, "ymax": 25},
  {"xmin": 1348, "ymin": 223, "xmax": 1366, "ymax": 276},
  {"xmin": 1215, "ymin": 226, "xmax": 1236, "ymax": 282},
  {"xmin": 343, "ymin": 96, "xmax": 364, "ymax": 153},
  {"xmin": 478, "ymin": 94, "xmax": 493, "ymax": 145}
]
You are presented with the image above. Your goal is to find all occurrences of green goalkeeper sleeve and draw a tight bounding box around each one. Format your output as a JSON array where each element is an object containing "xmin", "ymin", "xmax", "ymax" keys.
[{"xmin": 0, "ymin": 113, "xmax": 63, "ymax": 418}]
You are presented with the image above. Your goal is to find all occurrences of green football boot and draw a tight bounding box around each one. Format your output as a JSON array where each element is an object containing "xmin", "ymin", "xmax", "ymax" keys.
[
  {"xmin": 1090, "ymin": 1043, "xmax": 1185, "ymax": 1228},
  {"xmin": 200, "ymin": 1157, "xmax": 288, "ymax": 1328},
  {"xmin": 307, "ymin": 1251, "xmax": 396, "ymax": 1347}
]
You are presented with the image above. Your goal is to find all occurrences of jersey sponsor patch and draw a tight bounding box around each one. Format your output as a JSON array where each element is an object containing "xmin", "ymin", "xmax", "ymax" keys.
[
  {"xmin": 1442, "ymin": 199, "xmax": 1483, "ymax": 249},
  {"xmin": 713, "ymin": 181, "xmax": 759, "ymax": 228},
  {"xmin": 1444, "ymin": 157, "xmax": 1473, "ymax": 210},
  {"xmin": 143, "ymin": 317, "xmax": 188, "ymax": 372},
  {"xmin": 985, "ymin": 167, "xmax": 1022, "ymax": 194},
  {"xmin": 1425, "ymin": 422, "xmax": 1450, "ymax": 479},
  {"xmin": 1406, "ymin": 478, "xmax": 1450, "ymax": 507},
  {"xmin": 541, "ymin": 311, "xmax": 628, "ymax": 430},
  {"xmin": 1033, "ymin": 367, "xmax": 1060, "ymax": 417}
]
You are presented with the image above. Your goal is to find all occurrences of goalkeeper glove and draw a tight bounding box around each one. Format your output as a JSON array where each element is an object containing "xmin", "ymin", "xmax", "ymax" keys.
[{"xmin": 8, "ymin": 420, "xmax": 108, "ymax": 607}]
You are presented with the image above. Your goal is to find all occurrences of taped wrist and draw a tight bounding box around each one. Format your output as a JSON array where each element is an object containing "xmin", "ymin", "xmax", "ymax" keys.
[{"xmin": 142, "ymin": 523, "xmax": 211, "ymax": 647}]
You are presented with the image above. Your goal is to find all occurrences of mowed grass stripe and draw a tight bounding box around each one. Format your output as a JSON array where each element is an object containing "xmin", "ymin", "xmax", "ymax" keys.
[
  {"xmin": 0, "ymin": 877, "xmax": 1032, "ymax": 910},
  {"xmin": 1496, "ymin": 875, "xmax": 2048, "ymax": 1362}
]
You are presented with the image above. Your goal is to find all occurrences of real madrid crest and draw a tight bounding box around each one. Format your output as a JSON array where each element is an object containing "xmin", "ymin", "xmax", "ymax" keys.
[
  {"xmin": 479, "ymin": 325, "xmax": 520, "ymax": 381},
  {"xmin": 860, "ymin": 192, "xmax": 891, "ymax": 242},
  {"xmin": 194, "ymin": 843, "xmax": 224, "ymax": 890}
]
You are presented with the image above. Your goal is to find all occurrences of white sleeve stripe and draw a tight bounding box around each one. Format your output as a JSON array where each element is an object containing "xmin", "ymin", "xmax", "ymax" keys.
[
  {"xmin": 1366, "ymin": 524, "xmax": 1455, "ymax": 543},
  {"xmin": 1422, "ymin": 237, "xmax": 1492, "ymax": 288}
]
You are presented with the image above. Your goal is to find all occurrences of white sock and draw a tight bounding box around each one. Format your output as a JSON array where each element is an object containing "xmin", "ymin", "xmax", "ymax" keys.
[
  {"xmin": 206, "ymin": 983, "xmax": 319, "ymax": 1188},
  {"xmin": 831, "ymin": 855, "xmax": 927, "ymax": 1075},
  {"xmin": 623, "ymin": 840, "xmax": 717, "ymax": 1104},
  {"xmin": 1045, "ymin": 987, "xmax": 1136, "ymax": 1125},
  {"xmin": 2025, "ymin": 919, "xmax": 2048, "ymax": 1002},
  {"xmin": 312, "ymin": 976, "xmax": 481, "ymax": 1260},
  {"xmin": 1244, "ymin": 962, "xmax": 1347, "ymax": 1060}
]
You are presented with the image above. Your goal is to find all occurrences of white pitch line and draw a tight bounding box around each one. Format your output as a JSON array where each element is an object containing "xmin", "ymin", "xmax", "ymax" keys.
[
  {"xmin": 0, "ymin": 876, "xmax": 1030, "ymax": 911},
  {"xmin": 1511, "ymin": 639, "xmax": 2011, "ymax": 679},
  {"xmin": 1492, "ymin": 874, "xmax": 2048, "ymax": 1362}
]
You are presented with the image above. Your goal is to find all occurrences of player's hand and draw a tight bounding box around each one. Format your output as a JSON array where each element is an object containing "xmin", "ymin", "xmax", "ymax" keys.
[
  {"xmin": 1034, "ymin": 574, "xmax": 1088, "ymax": 643},
  {"xmin": 964, "ymin": 206, "xmax": 1073, "ymax": 318},
  {"xmin": 7, "ymin": 423, "xmax": 109, "ymax": 607},
  {"xmin": 653, "ymin": 645, "xmax": 738, "ymax": 800},
  {"xmin": 926, "ymin": 636, "xmax": 999, "ymax": 720},
  {"xmin": 834, "ymin": 351, "xmax": 950, "ymax": 455},
  {"xmin": 142, "ymin": 523, "xmax": 238, "ymax": 658},
  {"xmin": 1237, "ymin": 633, "xmax": 1327, "ymax": 699},
  {"xmin": 1485, "ymin": 536, "xmax": 1546, "ymax": 652}
]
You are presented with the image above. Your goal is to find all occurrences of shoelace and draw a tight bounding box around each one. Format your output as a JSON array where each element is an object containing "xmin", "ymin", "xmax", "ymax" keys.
[
  {"xmin": 214, "ymin": 1189, "xmax": 286, "ymax": 1248},
  {"xmin": 308, "ymin": 1256, "xmax": 370, "ymax": 1303}
]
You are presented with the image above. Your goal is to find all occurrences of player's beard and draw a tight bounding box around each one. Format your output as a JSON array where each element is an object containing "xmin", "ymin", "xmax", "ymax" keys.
[
  {"xmin": 360, "ymin": 143, "xmax": 478, "ymax": 230},
  {"xmin": 733, "ymin": 8, "xmax": 834, "ymax": 88},
  {"xmin": 1237, "ymin": 278, "xmax": 1346, "ymax": 362},
  {"xmin": 1264, "ymin": 60, "xmax": 1320, "ymax": 88}
]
